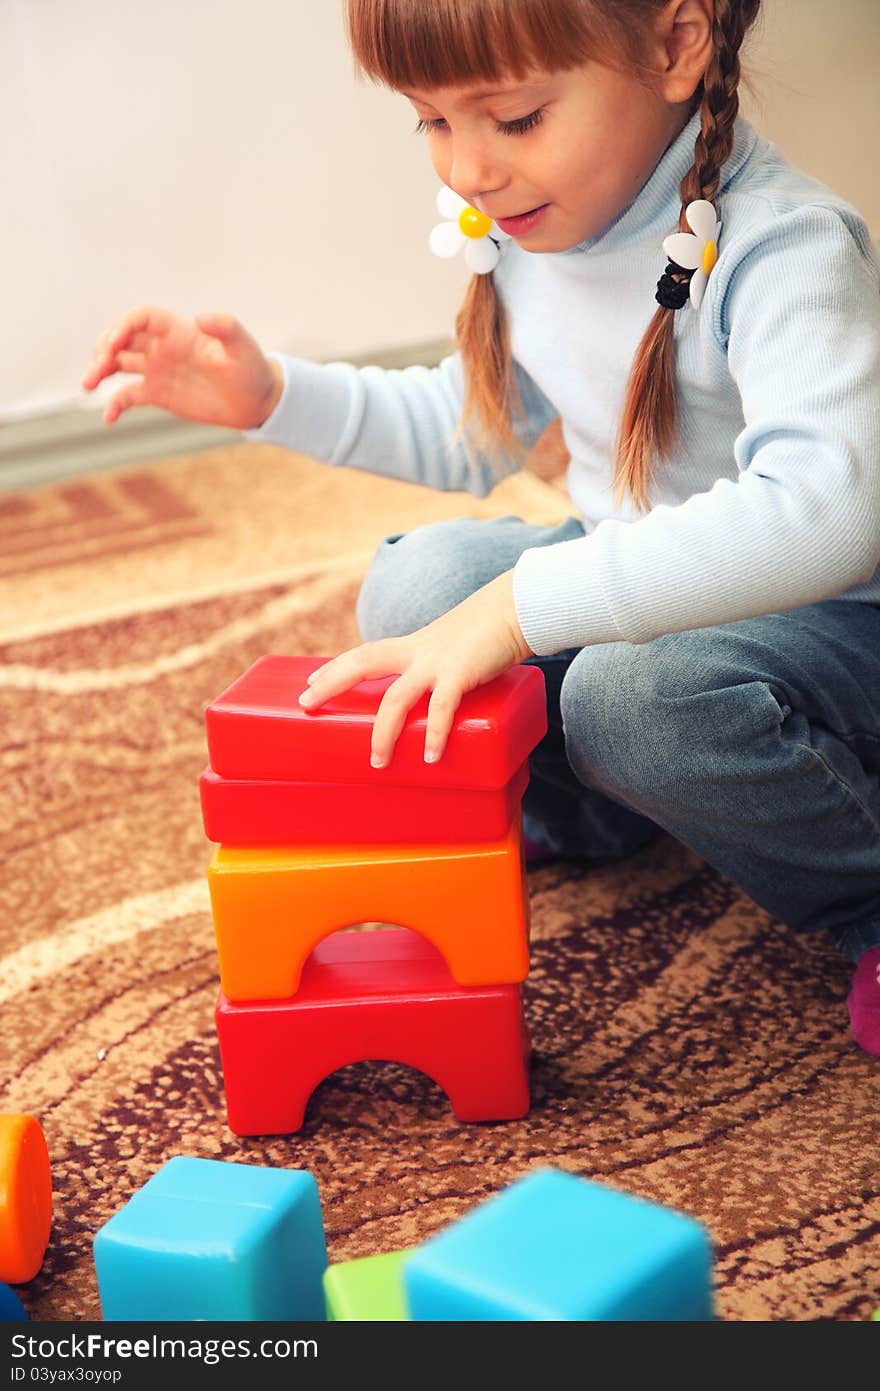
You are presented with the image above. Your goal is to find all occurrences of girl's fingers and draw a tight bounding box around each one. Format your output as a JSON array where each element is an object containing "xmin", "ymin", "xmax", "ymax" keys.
[
  {"xmin": 297, "ymin": 642, "xmax": 453, "ymax": 766},
  {"xmin": 111, "ymin": 305, "xmax": 166, "ymax": 351},
  {"xmin": 114, "ymin": 331, "xmax": 148, "ymax": 357},
  {"xmin": 370, "ymin": 675, "xmax": 425, "ymax": 768},
  {"xmin": 423, "ymin": 683, "xmax": 462, "ymax": 763},
  {"xmin": 82, "ymin": 331, "xmax": 114, "ymax": 389},
  {"xmin": 298, "ymin": 644, "xmax": 401, "ymax": 709},
  {"xmin": 115, "ymin": 350, "xmax": 146, "ymax": 375},
  {"xmin": 196, "ymin": 312, "xmax": 240, "ymax": 341},
  {"xmin": 103, "ymin": 380, "xmax": 148, "ymax": 425},
  {"xmin": 83, "ymin": 329, "xmax": 144, "ymax": 389},
  {"xmin": 297, "ymin": 663, "xmax": 345, "ymax": 708},
  {"xmin": 84, "ymin": 307, "xmax": 164, "ymax": 387}
]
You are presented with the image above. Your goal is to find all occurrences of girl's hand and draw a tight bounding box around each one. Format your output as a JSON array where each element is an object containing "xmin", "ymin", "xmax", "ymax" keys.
[
  {"xmin": 81, "ymin": 305, "xmax": 282, "ymax": 430},
  {"xmin": 298, "ymin": 570, "xmax": 534, "ymax": 766}
]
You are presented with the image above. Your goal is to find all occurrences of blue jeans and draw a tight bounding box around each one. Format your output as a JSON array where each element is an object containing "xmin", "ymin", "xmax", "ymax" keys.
[{"xmin": 355, "ymin": 514, "xmax": 880, "ymax": 962}]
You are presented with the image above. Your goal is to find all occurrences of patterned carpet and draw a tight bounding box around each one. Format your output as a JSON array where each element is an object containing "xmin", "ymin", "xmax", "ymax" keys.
[{"xmin": 2, "ymin": 438, "xmax": 877, "ymax": 1322}]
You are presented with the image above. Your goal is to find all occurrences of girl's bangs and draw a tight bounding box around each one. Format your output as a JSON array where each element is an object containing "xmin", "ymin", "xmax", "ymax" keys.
[{"xmin": 345, "ymin": 0, "xmax": 621, "ymax": 91}]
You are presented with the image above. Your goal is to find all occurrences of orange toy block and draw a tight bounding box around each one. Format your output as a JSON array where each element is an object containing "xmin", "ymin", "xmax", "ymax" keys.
[
  {"xmin": 208, "ymin": 814, "xmax": 530, "ymax": 1001},
  {"xmin": 0, "ymin": 1115, "xmax": 52, "ymax": 1284}
]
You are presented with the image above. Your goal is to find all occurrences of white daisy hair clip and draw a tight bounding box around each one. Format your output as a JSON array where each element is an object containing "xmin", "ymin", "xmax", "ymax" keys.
[
  {"xmin": 656, "ymin": 199, "xmax": 721, "ymax": 311},
  {"xmin": 429, "ymin": 186, "xmax": 511, "ymax": 274}
]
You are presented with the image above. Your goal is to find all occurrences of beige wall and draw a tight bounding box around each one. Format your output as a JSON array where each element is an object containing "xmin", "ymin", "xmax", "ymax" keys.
[
  {"xmin": 739, "ymin": 0, "xmax": 879, "ymax": 222},
  {"xmin": 2, "ymin": 0, "xmax": 878, "ymax": 423}
]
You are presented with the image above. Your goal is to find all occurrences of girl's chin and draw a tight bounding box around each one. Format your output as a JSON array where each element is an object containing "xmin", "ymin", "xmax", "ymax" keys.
[{"xmin": 512, "ymin": 227, "xmax": 581, "ymax": 254}]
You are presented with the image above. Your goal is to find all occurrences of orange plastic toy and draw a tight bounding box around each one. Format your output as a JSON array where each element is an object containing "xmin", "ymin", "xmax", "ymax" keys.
[
  {"xmin": 0, "ymin": 1114, "xmax": 52, "ymax": 1284},
  {"xmin": 208, "ymin": 812, "xmax": 530, "ymax": 999}
]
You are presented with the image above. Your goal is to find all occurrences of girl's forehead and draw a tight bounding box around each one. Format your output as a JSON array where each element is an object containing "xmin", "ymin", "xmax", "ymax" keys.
[{"xmin": 401, "ymin": 72, "xmax": 561, "ymax": 105}]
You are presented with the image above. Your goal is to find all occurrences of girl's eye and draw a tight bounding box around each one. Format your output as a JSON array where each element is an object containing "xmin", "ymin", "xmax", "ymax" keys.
[
  {"xmin": 502, "ymin": 108, "xmax": 546, "ymax": 136},
  {"xmin": 414, "ymin": 107, "xmax": 546, "ymax": 137}
]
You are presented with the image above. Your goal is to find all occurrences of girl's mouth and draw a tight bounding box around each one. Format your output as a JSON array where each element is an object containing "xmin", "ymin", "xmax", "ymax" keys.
[{"xmin": 494, "ymin": 203, "xmax": 551, "ymax": 236}]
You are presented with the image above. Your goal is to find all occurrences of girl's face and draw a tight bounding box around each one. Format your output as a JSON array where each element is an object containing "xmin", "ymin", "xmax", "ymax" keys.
[{"xmin": 403, "ymin": 61, "xmax": 691, "ymax": 253}]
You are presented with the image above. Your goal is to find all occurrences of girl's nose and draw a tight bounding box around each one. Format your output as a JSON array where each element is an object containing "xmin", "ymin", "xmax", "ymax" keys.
[{"xmin": 448, "ymin": 141, "xmax": 506, "ymax": 207}]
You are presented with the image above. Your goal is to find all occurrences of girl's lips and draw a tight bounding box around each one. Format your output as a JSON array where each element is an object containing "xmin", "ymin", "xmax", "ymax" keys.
[{"xmin": 494, "ymin": 203, "xmax": 551, "ymax": 236}]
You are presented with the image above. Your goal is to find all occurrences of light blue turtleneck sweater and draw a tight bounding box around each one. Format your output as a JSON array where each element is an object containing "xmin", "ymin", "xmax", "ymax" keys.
[{"xmin": 244, "ymin": 110, "xmax": 880, "ymax": 656}]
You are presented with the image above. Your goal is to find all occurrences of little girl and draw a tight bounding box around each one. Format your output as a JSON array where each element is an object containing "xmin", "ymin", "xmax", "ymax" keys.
[{"xmin": 81, "ymin": 0, "xmax": 880, "ymax": 1057}]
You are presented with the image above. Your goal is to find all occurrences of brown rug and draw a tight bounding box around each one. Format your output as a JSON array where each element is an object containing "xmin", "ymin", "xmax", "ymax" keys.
[{"xmin": 2, "ymin": 439, "xmax": 878, "ymax": 1322}]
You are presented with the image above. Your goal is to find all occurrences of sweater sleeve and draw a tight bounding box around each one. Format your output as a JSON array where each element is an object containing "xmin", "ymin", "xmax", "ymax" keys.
[
  {"xmin": 512, "ymin": 203, "xmax": 880, "ymax": 655},
  {"xmin": 241, "ymin": 350, "xmax": 558, "ymax": 498}
]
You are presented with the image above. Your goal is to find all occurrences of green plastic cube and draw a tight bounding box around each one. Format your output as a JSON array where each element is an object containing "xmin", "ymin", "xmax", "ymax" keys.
[{"xmin": 324, "ymin": 1250, "xmax": 410, "ymax": 1320}]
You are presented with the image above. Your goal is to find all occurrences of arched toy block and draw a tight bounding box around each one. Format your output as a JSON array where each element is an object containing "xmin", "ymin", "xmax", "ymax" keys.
[
  {"xmin": 208, "ymin": 813, "xmax": 530, "ymax": 999},
  {"xmin": 215, "ymin": 930, "xmax": 530, "ymax": 1134}
]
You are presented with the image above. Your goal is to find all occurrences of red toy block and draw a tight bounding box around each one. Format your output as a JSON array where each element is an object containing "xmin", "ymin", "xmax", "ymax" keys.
[
  {"xmin": 215, "ymin": 930, "xmax": 531, "ymax": 1134},
  {"xmin": 204, "ymin": 655, "xmax": 547, "ymax": 788},
  {"xmin": 200, "ymin": 761, "xmax": 530, "ymax": 846}
]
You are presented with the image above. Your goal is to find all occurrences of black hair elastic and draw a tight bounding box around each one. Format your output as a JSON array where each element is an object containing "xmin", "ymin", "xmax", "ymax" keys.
[{"xmin": 655, "ymin": 261, "xmax": 694, "ymax": 311}]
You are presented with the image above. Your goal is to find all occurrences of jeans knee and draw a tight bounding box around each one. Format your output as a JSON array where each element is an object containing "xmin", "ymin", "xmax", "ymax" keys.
[
  {"xmin": 559, "ymin": 645, "xmax": 650, "ymax": 792},
  {"xmin": 560, "ymin": 633, "xmax": 787, "ymax": 801},
  {"xmin": 355, "ymin": 519, "xmax": 480, "ymax": 641}
]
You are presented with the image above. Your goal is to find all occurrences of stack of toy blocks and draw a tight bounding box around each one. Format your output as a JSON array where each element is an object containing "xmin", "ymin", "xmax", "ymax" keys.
[{"xmin": 200, "ymin": 654, "xmax": 548, "ymax": 1135}]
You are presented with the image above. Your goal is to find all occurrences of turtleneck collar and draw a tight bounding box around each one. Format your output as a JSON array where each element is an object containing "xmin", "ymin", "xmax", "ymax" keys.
[{"xmin": 563, "ymin": 108, "xmax": 761, "ymax": 255}]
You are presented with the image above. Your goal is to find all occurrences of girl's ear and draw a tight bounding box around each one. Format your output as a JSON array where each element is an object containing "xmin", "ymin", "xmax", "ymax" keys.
[{"xmin": 655, "ymin": 0, "xmax": 714, "ymax": 104}]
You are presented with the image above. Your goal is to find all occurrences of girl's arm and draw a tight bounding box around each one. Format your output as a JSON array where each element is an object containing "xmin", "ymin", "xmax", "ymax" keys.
[
  {"xmin": 242, "ymin": 350, "xmax": 558, "ymax": 497},
  {"xmin": 512, "ymin": 203, "xmax": 880, "ymax": 656}
]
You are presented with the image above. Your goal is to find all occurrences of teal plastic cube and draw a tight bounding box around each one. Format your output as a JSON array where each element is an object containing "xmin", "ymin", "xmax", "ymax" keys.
[
  {"xmin": 404, "ymin": 1168, "xmax": 714, "ymax": 1320},
  {"xmin": 0, "ymin": 1283, "xmax": 27, "ymax": 1320},
  {"xmin": 324, "ymin": 1250, "xmax": 410, "ymax": 1320},
  {"xmin": 93, "ymin": 1157, "xmax": 327, "ymax": 1321}
]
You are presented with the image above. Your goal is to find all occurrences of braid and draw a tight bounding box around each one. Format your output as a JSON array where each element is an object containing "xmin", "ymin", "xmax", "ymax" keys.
[
  {"xmin": 682, "ymin": 0, "xmax": 757, "ymax": 206},
  {"xmin": 614, "ymin": 0, "xmax": 760, "ymax": 512},
  {"xmin": 450, "ymin": 269, "xmax": 526, "ymax": 466}
]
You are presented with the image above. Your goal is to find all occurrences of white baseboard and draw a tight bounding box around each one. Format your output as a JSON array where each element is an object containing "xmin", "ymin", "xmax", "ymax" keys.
[{"xmin": 0, "ymin": 339, "xmax": 452, "ymax": 493}]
